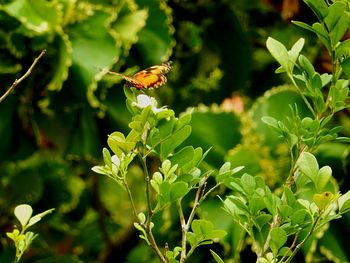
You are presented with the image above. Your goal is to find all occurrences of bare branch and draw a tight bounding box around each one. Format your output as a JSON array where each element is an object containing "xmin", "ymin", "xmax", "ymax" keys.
[{"xmin": 0, "ymin": 50, "xmax": 46, "ymax": 104}]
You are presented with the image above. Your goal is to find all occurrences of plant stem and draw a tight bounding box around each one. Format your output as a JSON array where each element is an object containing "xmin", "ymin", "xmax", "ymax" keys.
[
  {"xmin": 123, "ymin": 178, "xmax": 139, "ymax": 220},
  {"xmin": 177, "ymin": 200, "xmax": 187, "ymax": 263},
  {"xmin": 144, "ymin": 225, "xmax": 167, "ymax": 263},
  {"xmin": 139, "ymin": 154, "xmax": 153, "ymax": 218},
  {"xmin": 290, "ymin": 76, "xmax": 316, "ymax": 118},
  {"xmin": 186, "ymin": 180, "xmax": 205, "ymax": 230},
  {"xmin": 186, "ymin": 245, "xmax": 197, "ymax": 259},
  {"xmin": 0, "ymin": 50, "xmax": 46, "ymax": 103},
  {"xmin": 138, "ymin": 153, "xmax": 167, "ymax": 263},
  {"xmin": 279, "ymin": 232, "xmax": 299, "ymax": 262},
  {"xmin": 202, "ymin": 182, "xmax": 222, "ymax": 201},
  {"xmin": 178, "ymin": 177, "xmax": 208, "ymax": 263},
  {"xmin": 261, "ymin": 214, "xmax": 281, "ymax": 257},
  {"xmin": 283, "ymin": 213, "xmax": 322, "ymax": 263}
]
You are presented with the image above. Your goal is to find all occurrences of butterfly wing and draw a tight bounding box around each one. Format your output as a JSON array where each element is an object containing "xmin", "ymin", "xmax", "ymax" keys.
[
  {"xmin": 130, "ymin": 61, "xmax": 172, "ymax": 89},
  {"xmin": 131, "ymin": 70, "xmax": 167, "ymax": 89},
  {"xmin": 102, "ymin": 61, "xmax": 172, "ymax": 90}
]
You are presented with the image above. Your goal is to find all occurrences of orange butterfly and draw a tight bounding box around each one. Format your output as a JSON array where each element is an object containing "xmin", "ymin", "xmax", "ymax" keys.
[{"xmin": 103, "ymin": 61, "xmax": 172, "ymax": 90}]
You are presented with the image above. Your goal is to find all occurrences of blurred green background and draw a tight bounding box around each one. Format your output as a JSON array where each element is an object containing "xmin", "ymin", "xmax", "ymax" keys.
[{"xmin": 0, "ymin": 0, "xmax": 349, "ymax": 262}]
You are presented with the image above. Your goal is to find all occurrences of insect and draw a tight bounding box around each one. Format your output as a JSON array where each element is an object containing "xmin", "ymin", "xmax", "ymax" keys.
[{"xmin": 103, "ymin": 61, "xmax": 172, "ymax": 90}]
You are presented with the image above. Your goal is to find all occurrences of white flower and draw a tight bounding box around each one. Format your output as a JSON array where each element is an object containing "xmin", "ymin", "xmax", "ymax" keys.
[{"xmin": 132, "ymin": 94, "xmax": 166, "ymax": 113}]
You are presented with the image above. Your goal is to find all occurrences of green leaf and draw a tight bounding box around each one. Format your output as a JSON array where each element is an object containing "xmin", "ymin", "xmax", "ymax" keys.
[
  {"xmin": 298, "ymin": 54, "xmax": 315, "ymax": 77},
  {"xmin": 22, "ymin": 231, "xmax": 38, "ymax": 253},
  {"xmin": 107, "ymin": 131, "xmax": 135, "ymax": 155},
  {"xmin": 3, "ymin": 0, "xmax": 60, "ymax": 33},
  {"xmin": 190, "ymin": 219, "xmax": 226, "ymax": 246},
  {"xmin": 227, "ymin": 196, "xmax": 249, "ymax": 214},
  {"xmin": 341, "ymin": 56, "xmax": 350, "ymax": 79},
  {"xmin": 328, "ymin": 79, "xmax": 350, "ymax": 112},
  {"xmin": 338, "ymin": 190, "xmax": 350, "ymax": 214},
  {"xmin": 169, "ymin": 146, "xmax": 194, "ymax": 168},
  {"xmin": 157, "ymin": 181, "xmax": 189, "ymax": 206},
  {"xmin": 102, "ymin": 148, "xmax": 112, "ymax": 168},
  {"xmin": 291, "ymin": 209, "xmax": 308, "ymax": 225},
  {"xmin": 266, "ymin": 37, "xmax": 290, "ymax": 74},
  {"xmin": 134, "ymin": 0, "xmax": 174, "ymax": 64},
  {"xmin": 91, "ymin": 165, "xmax": 110, "ymax": 176},
  {"xmin": 151, "ymin": 172, "xmax": 163, "ymax": 193},
  {"xmin": 324, "ymin": 1, "xmax": 345, "ymax": 32},
  {"xmin": 288, "ymin": 38, "xmax": 305, "ymax": 65},
  {"xmin": 114, "ymin": 9, "xmax": 148, "ymax": 48},
  {"xmin": 216, "ymin": 163, "xmax": 244, "ymax": 184},
  {"xmin": 137, "ymin": 212, "xmax": 146, "ymax": 224},
  {"xmin": 169, "ymin": 182, "xmax": 189, "ymax": 201},
  {"xmin": 324, "ymin": 1, "xmax": 350, "ymax": 47},
  {"xmin": 279, "ymin": 205, "xmax": 293, "ymax": 219},
  {"xmin": 284, "ymin": 186, "xmax": 297, "ymax": 207},
  {"xmin": 303, "ymin": 0, "xmax": 329, "ymax": 21},
  {"xmin": 175, "ymin": 111, "xmax": 193, "ymax": 131},
  {"xmin": 68, "ymin": 9, "xmax": 122, "ymax": 108},
  {"xmin": 160, "ymin": 125, "xmax": 192, "ymax": 159},
  {"xmin": 255, "ymin": 214, "xmax": 272, "ymax": 230},
  {"xmin": 249, "ymin": 197, "xmax": 266, "ymax": 215},
  {"xmin": 316, "ymin": 166, "xmax": 332, "ymax": 191},
  {"xmin": 313, "ymin": 192, "xmax": 334, "ymax": 210},
  {"xmin": 292, "ymin": 21, "xmax": 316, "ymax": 34},
  {"xmin": 270, "ymin": 227, "xmax": 287, "ymax": 254},
  {"xmin": 264, "ymin": 190, "xmax": 280, "ymax": 216},
  {"xmin": 149, "ymin": 118, "xmax": 175, "ymax": 147},
  {"xmin": 241, "ymin": 173, "xmax": 256, "ymax": 195},
  {"xmin": 161, "ymin": 159, "xmax": 172, "ymax": 175},
  {"xmin": 210, "ymin": 249, "xmax": 225, "ymax": 263},
  {"xmin": 312, "ymin": 22, "xmax": 331, "ymax": 53},
  {"xmin": 297, "ymin": 152, "xmax": 319, "ymax": 185},
  {"xmin": 156, "ymin": 109, "xmax": 175, "ymax": 120},
  {"xmin": 261, "ymin": 116, "xmax": 279, "ymax": 129},
  {"xmin": 219, "ymin": 162, "xmax": 232, "ymax": 174},
  {"xmin": 187, "ymin": 231, "xmax": 197, "ymax": 246},
  {"xmin": 27, "ymin": 208, "xmax": 55, "ymax": 227},
  {"xmin": 336, "ymin": 39, "xmax": 350, "ymax": 61},
  {"xmin": 301, "ymin": 117, "xmax": 319, "ymax": 132},
  {"xmin": 320, "ymin": 73, "xmax": 332, "ymax": 87},
  {"xmin": 14, "ymin": 204, "xmax": 33, "ymax": 228},
  {"xmin": 47, "ymin": 32, "xmax": 72, "ymax": 91}
]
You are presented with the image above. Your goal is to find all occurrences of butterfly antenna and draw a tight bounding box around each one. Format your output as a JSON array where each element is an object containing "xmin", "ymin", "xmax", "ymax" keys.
[{"xmin": 96, "ymin": 67, "xmax": 123, "ymax": 77}]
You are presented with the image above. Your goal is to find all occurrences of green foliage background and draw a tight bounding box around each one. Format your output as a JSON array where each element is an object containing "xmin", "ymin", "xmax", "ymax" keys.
[{"xmin": 0, "ymin": 0, "xmax": 349, "ymax": 262}]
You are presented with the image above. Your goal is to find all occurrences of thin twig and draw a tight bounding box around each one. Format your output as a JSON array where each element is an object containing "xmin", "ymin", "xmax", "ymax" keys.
[
  {"xmin": 279, "ymin": 232, "xmax": 299, "ymax": 263},
  {"xmin": 177, "ymin": 200, "xmax": 187, "ymax": 263},
  {"xmin": 138, "ymin": 153, "xmax": 167, "ymax": 263},
  {"xmin": 0, "ymin": 50, "xmax": 46, "ymax": 104},
  {"xmin": 179, "ymin": 177, "xmax": 209, "ymax": 263},
  {"xmin": 283, "ymin": 213, "xmax": 322, "ymax": 263}
]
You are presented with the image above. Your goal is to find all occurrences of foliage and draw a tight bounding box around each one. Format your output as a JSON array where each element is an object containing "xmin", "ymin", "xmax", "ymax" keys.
[
  {"xmin": 1, "ymin": 0, "xmax": 350, "ymax": 262},
  {"xmin": 92, "ymin": 90, "xmax": 231, "ymax": 262},
  {"xmin": 6, "ymin": 204, "xmax": 54, "ymax": 262},
  {"xmin": 220, "ymin": 0, "xmax": 350, "ymax": 262}
]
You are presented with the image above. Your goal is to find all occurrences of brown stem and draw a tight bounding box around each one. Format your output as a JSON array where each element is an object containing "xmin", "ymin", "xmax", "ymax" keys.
[
  {"xmin": 177, "ymin": 200, "xmax": 187, "ymax": 263},
  {"xmin": 179, "ymin": 176, "xmax": 209, "ymax": 263},
  {"xmin": 0, "ymin": 50, "xmax": 46, "ymax": 103},
  {"xmin": 279, "ymin": 232, "xmax": 299, "ymax": 262},
  {"xmin": 282, "ymin": 213, "xmax": 322, "ymax": 263}
]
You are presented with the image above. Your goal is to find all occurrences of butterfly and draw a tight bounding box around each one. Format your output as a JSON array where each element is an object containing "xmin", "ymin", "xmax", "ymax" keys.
[{"xmin": 102, "ymin": 61, "xmax": 172, "ymax": 90}]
